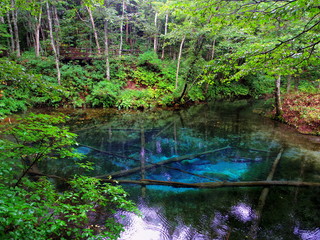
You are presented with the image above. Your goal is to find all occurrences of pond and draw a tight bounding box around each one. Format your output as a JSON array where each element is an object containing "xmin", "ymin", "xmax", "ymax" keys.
[{"xmin": 39, "ymin": 100, "xmax": 320, "ymax": 240}]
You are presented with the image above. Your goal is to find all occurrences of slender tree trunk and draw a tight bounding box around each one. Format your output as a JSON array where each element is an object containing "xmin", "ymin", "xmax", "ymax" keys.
[
  {"xmin": 275, "ymin": 75, "xmax": 283, "ymax": 119},
  {"xmin": 6, "ymin": 12, "xmax": 15, "ymax": 52},
  {"xmin": 119, "ymin": 0, "xmax": 125, "ymax": 56},
  {"xmin": 86, "ymin": 6, "xmax": 101, "ymax": 54},
  {"xmin": 161, "ymin": 13, "xmax": 168, "ymax": 60},
  {"xmin": 104, "ymin": 18, "xmax": 110, "ymax": 80},
  {"xmin": 153, "ymin": 12, "xmax": 158, "ymax": 53},
  {"xmin": 11, "ymin": 0, "xmax": 20, "ymax": 57},
  {"xmin": 46, "ymin": 2, "xmax": 61, "ymax": 85},
  {"xmin": 53, "ymin": 5, "xmax": 60, "ymax": 55},
  {"xmin": 35, "ymin": 9, "xmax": 42, "ymax": 57},
  {"xmin": 175, "ymin": 36, "xmax": 185, "ymax": 89},
  {"xmin": 101, "ymin": 179, "xmax": 320, "ymax": 189}
]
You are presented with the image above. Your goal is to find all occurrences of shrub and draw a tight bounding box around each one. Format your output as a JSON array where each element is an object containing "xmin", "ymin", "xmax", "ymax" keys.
[
  {"xmin": 0, "ymin": 113, "xmax": 138, "ymax": 239},
  {"xmin": 0, "ymin": 59, "xmax": 66, "ymax": 117},
  {"xmin": 86, "ymin": 81, "xmax": 120, "ymax": 107}
]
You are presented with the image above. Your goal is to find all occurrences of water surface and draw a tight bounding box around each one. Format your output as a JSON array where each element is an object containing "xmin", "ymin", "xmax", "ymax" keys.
[{"xmin": 40, "ymin": 100, "xmax": 320, "ymax": 240}]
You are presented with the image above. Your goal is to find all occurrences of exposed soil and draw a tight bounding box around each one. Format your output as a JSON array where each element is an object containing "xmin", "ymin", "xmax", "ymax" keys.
[
  {"xmin": 125, "ymin": 80, "xmax": 147, "ymax": 90},
  {"xmin": 281, "ymin": 93, "xmax": 320, "ymax": 135}
]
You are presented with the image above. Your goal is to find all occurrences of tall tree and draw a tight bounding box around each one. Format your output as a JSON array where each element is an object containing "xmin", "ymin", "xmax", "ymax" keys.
[
  {"xmin": 11, "ymin": 0, "xmax": 20, "ymax": 57},
  {"xmin": 6, "ymin": 12, "xmax": 15, "ymax": 52},
  {"xmin": 46, "ymin": 1, "xmax": 61, "ymax": 84},
  {"xmin": 172, "ymin": 0, "xmax": 320, "ymax": 115},
  {"xmin": 103, "ymin": 0, "xmax": 112, "ymax": 80},
  {"xmin": 175, "ymin": 35, "xmax": 185, "ymax": 89},
  {"xmin": 85, "ymin": 5, "xmax": 101, "ymax": 54},
  {"xmin": 119, "ymin": 0, "xmax": 126, "ymax": 56},
  {"xmin": 23, "ymin": 0, "xmax": 44, "ymax": 57},
  {"xmin": 161, "ymin": 13, "xmax": 168, "ymax": 59}
]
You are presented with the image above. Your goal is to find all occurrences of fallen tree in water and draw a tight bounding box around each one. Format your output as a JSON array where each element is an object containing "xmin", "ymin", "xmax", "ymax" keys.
[
  {"xmin": 28, "ymin": 171, "xmax": 320, "ymax": 189},
  {"xmin": 100, "ymin": 179, "xmax": 320, "ymax": 189},
  {"xmin": 249, "ymin": 148, "xmax": 283, "ymax": 239}
]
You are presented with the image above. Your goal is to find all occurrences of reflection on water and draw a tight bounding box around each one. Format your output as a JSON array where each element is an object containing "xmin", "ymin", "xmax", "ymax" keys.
[
  {"xmin": 117, "ymin": 200, "xmax": 230, "ymax": 240},
  {"xmin": 39, "ymin": 100, "xmax": 320, "ymax": 239},
  {"xmin": 294, "ymin": 227, "xmax": 320, "ymax": 240}
]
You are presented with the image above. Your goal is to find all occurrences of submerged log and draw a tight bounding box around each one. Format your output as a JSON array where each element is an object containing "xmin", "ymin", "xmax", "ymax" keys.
[
  {"xmin": 101, "ymin": 179, "xmax": 320, "ymax": 189},
  {"xmin": 96, "ymin": 146, "xmax": 232, "ymax": 179},
  {"xmin": 249, "ymin": 148, "xmax": 284, "ymax": 240},
  {"xmin": 81, "ymin": 144, "xmax": 218, "ymax": 181}
]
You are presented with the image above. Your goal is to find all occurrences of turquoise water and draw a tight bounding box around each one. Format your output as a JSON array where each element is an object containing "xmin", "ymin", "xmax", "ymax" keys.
[{"xmin": 40, "ymin": 100, "xmax": 320, "ymax": 239}]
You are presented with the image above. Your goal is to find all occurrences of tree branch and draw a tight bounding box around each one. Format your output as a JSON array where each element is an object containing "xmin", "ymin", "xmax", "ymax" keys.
[{"xmin": 261, "ymin": 19, "xmax": 320, "ymax": 55}]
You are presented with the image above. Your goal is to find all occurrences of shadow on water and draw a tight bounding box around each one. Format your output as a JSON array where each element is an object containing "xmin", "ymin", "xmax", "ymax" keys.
[{"xmin": 39, "ymin": 100, "xmax": 320, "ymax": 240}]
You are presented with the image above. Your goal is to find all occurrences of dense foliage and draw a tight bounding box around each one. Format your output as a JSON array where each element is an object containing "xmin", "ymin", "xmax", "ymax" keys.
[
  {"xmin": 0, "ymin": 1, "xmax": 319, "ymax": 238},
  {"xmin": 0, "ymin": 114, "xmax": 138, "ymax": 239},
  {"xmin": 0, "ymin": 0, "xmax": 318, "ymax": 116},
  {"xmin": 0, "ymin": 0, "xmax": 319, "ymax": 237}
]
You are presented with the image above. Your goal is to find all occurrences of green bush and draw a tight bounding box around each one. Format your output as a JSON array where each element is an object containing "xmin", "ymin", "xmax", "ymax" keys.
[
  {"xmin": 133, "ymin": 67, "xmax": 162, "ymax": 86},
  {"xmin": 137, "ymin": 51, "xmax": 162, "ymax": 70},
  {"xmin": 0, "ymin": 176, "xmax": 138, "ymax": 240},
  {"xmin": 86, "ymin": 81, "xmax": 120, "ymax": 107},
  {"xmin": 116, "ymin": 89, "xmax": 156, "ymax": 109},
  {"xmin": 205, "ymin": 81, "xmax": 250, "ymax": 99},
  {"xmin": 0, "ymin": 59, "xmax": 66, "ymax": 117},
  {"xmin": 19, "ymin": 52, "xmax": 57, "ymax": 77},
  {"xmin": 0, "ymin": 113, "xmax": 138, "ymax": 239}
]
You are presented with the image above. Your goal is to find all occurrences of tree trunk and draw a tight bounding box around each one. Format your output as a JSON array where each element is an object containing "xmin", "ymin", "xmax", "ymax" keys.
[
  {"xmin": 275, "ymin": 75, "xmax": 283, "ymax": 119},
  {"xmin": 86, "ymin": 6, "xmax": 101, "ymax": 54},
  {"xmin": 175, "ymin": 36, "xmax": 185, "ymax": 89},
  {"xmin": 153, "ymin": 11, "xmax": 158, "ymax": 53},
  {"xmin": 46, "ymin": 2, "xmax": 61, "ymax": 85},
  {"xmin": 35, "ymin": 11, "xmax": 42, "ymax": 57},
  {"xmin": 27, "ymin": 172, "xmax": 320, "ymax": 189},
  {"xmin": 104, "ymin": 18, "xmax": 110, "ymax": 80},
  {"xmin": 101, "ymin": 179, "xmax": 320, "ymax": 189},
  {"xmin": 53, "ymin": 5, "xmax": 60, "ymax": 55},
  {"xmin": 11, "ymin": 0, "xmax": 20, "ymax": 57},
  {"xmin": 6, "ymin": 12, "xmax": 15, "ymax": 52},
  {"xmin": 161, "ymin": 13, "xmax": 168, "ymax": 60},
  {"xmin": 119, "ymin": 0, "xmax": 125, "ymax": 57}
]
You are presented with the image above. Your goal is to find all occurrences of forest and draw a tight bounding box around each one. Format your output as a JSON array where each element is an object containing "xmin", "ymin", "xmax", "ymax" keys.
[{"xmin": 0, "ymin": 0, "xmax": 319, "ymax": 239}]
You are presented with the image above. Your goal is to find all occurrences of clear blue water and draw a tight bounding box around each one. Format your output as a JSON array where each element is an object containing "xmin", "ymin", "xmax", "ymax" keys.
[{"xmin": 40, "ymin": 100, "xmax": 320, "ymax": 239}]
